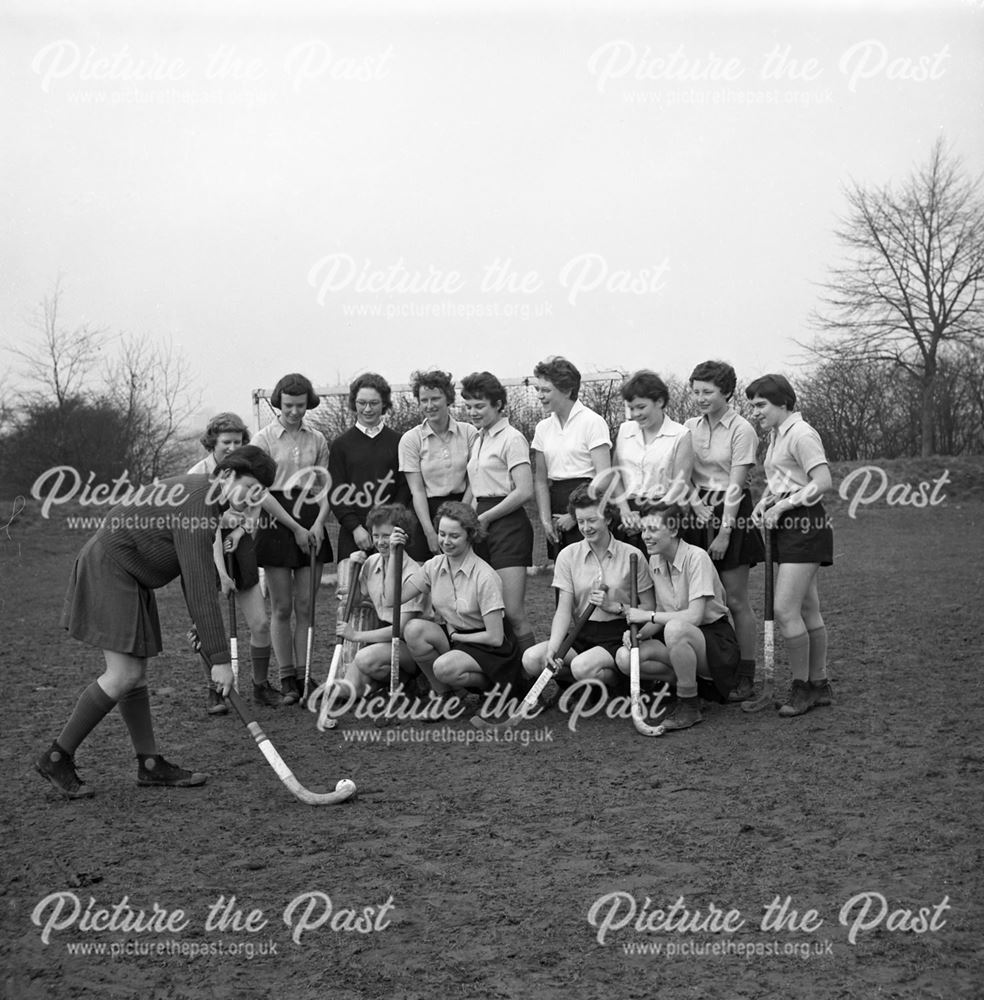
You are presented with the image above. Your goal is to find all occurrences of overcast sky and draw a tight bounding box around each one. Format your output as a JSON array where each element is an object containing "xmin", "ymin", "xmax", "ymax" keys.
[{"xmin": 2, "ymin": 0, "xmax": 982, "ymax": 427}]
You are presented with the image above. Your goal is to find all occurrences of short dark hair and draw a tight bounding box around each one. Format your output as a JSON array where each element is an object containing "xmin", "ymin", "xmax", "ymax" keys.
[
  {"xmin": 688, "ymin": 360, "xmax": 737, "ymax": 401},
  {"xmin": 621, "ymin": 369, "xmax": 669, "ymax": 407},
  {"xmin": 567, "ymin": 483, "xmax": 616, "ymax": 524},
  {"xmin": 460, "ymin": 371, "xmax": 506, "ymax": 412},
  {"xmin": 411, "ymin": 369, "xmax": 455, "ymax": 404},
  {"xmin": 366, "ymin": 502, "xmax": 416, "ymax": 535},
  {"xmin": 200, "ymin": 412, "xmax": 250, "ymax": 451},
  {"xmin": 271, "ymin": 373, "xmax": 320, "ymax": 410},
  {"xmin": 214, "ymin": 445, "xmax": 276, "ymax": 488},
  {"xmin": 349, "ymin": 372, "xmax": 392, "ymax": 413},
  {"xmin": 434, "ymin": 500, "xmax": 486, "ymax": 544},
  {"xmin": 745, "ymin": 373, "xmax": 796, "ymax": 410},
  {"xmin": 533, "ymin": 356, "xmax": 581, "ymax": 401},
  {"xmin": 638, "ymin": 500, "xmax": 685, "ymax": 537}
]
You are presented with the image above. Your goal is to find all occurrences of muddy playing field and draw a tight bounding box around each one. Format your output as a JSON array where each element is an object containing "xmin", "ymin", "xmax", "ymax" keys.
[{"xmin": 1, "ymin": 463, "xmax": 981, "ymax": 999}]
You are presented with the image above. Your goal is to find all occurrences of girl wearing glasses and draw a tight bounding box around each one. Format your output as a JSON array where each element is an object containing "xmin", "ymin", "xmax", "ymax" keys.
[{"xmin": 328, "ymin": 373, "xmax": 411, "ymax": 565}]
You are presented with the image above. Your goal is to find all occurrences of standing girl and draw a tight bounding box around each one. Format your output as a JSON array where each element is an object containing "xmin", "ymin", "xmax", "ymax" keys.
[
  {"xmin": 745, "ymin": 374, "xmax": 834, "ymax": 717},
  {"xmin": 35, "ymin": 448, "xmax": 276, "ymax": 798},
  {"xmin": 252, "ymin": 373, "xmax": 331, "ymax": 705},
  {"xmin": 530, "ymin": 356, "xmax": 612, "ymax": 561},
  {"xmin": 610, "ymin": 370, "xmax": 694, "ymax": 551},
  {"xmin": 461, "ymin": 371, "xmax": 537, "ymax": 660},
  {"xmin": 399, "ymin": 369, "xmax": 477, "ymax": 563},
  {"xmin": 683, "ymin": 361, "xmax": 765, "ymax": 702},
  {"xmin": 328, "ymin": 372, "xmax": 409, "ymax": 565}
]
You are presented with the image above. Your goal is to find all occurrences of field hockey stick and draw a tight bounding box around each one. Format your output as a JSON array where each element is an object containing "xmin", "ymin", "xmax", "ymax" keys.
[
  {"xmin": 742, "ymin": 526, "xmax": 775, "ymax": 713},
  {"xmin": 470, "ymin": 586, "xmax": 605, "ymax": 730},
  {"xmin": 225, "ymin": 553, "xmax": 240, "ymax": 691},
  {"xmin": 388, "ymin": 540, "xmax": 405, "ymax": 703},
  {"xmin": 310, "ymin": 553, "xmax": 366, "ymax": 731},
  {"xmin": 224, "ymin": 689, "xmax": 356, "ymax": 805},
  {"xmin": 629, "ymin": 553, "xmax": 665, "ymax": 737},
  {"xmin": 390, "ymin": 542, "xmax": 404, "ymax": 694},
  {"xmin": 372, "ymin": 542, "xmax": 405, "ymax": 728},
  {"xmin": 300, "ymin": 545, "xmax": 318, "ymax": 708}
]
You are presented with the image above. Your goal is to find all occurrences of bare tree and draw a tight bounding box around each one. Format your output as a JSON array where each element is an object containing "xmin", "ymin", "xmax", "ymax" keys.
[
  {"xmin": 2, "ymin": 283, "xmax": 201, "ymax": 488},
  {"xmin": 809, "ymin": 137, "xmax": 984, "ymax": 456},
  {"xmin": 104, "ymin": 333, "xmax": 201, "ymax": 480},
  {"xmin": 6, "ymin": 277, "xmax": 106, "ymax": 412}
]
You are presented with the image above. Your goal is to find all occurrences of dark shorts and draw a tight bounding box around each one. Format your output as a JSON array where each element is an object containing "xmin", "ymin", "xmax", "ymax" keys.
[
  {"xmin": 547, "ymin": 477, "xmax": 592, "ymax": 560},
  {"xmin": 255, "ymin": 491, "xmax": 333, "ymax": 569},
  {"xmin": 407, "ymin": 492, "xmax": 464, "ymax": 563},
  {"xmin": 442, "ymin": 624, "xmax": 520, "ymax": 691},
  {"xmin": 220, "ymin": 529, "xmax": 260, "ymax": 590},
  {"xmin": 474, "ymin": 498, "xmax": 533, "ymax": 570},
  {"xmin": 696, "ymin": 616, "xmax": 741, "ymax": 701},
  {"xmin": 61, "ymin": 536, "xmax": 163, "ymax": 657},
  {"xmin": 680, "ymin": 489, "xmax": 766, "ymax": 572},
  {"xmin": 774, "ymin": 501, "xmax": 833, "ymax": 566},
  {"xmin": 570, "ymin": 617, "xmax": 626, "ymax": 659}
]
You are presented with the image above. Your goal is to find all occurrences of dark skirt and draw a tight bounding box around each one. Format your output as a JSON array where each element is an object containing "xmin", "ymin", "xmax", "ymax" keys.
[
  {"xmin": 774, "ymin": 501, "xmax": 834, "ymax": 566},
  {"xmin": 255, "ymin": 491, "xmax": 333, "ymax": 569},
  {"xmin": 407, "ymin": 492, "xmax": 464, "ymax": 562},
  {"xmin": 571, "ymin": 617, "xmax": 626, "ymax": 658},
  {"xmin": 680, "ymin": 489, "xmax": 766, "ymax": 572},
  {"xmin": 444, "ymin": 625, "xmax": 520, "ymax": 690},
  {"xmin": 61, "ymin": 536, "xmax": 163, "ymax": 657},
  {"xmin": 696, "ymin": 616, "xmax": 741, "ymax": 701},
  {"xmin": 546, "ymin": 477, "xmax": 592, "ymax": 561},
  {"xmin": 612, "ymin": 497, "xmax": 650, "ymax": 558},
  {"xmin": 474, "ymin": 498, "xmax": 533, "ymax": 569}
]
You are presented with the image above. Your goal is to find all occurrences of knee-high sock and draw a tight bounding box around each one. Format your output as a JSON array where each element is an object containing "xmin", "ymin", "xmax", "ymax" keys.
[
  {"xmin": 785, "ymin": 632, "xmax": 810, "ymax": 683},
  {"xmin": 117, "ymin": 685, "xmax": 157, "ymax": 756},
  {"xmin": 807, "ymin": 626, "xmax": 828, "ymax": 682},
  {"xmin": 251, "ymin": 644, "xmax": 272, "ymax": 686},
  {"xmin": 56, "ymin": 681, "xmax": 117, "ymax": 756}
]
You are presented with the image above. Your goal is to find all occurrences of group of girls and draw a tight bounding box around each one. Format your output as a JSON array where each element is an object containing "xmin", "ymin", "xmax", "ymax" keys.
[
  {"xmin": 201, "ymin": 357, "xmax": 833, "ymax": 728},
  {"xmin": 36, "ymin": 353, "xmax": 835, "ymax": 800}
]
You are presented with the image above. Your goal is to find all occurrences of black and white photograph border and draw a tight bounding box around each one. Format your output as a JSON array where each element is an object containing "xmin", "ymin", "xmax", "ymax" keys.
[{"xmin": 1, "ymin": 1, "xmax": 982, "ymax": 998}]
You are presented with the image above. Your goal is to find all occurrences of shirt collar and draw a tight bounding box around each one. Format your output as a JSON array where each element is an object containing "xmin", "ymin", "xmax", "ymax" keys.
[
  {"xmin": 357, "ymin": 421, "xmax": 384, "ymax": 438},
  {"xmin": 421, "ymin": 416, "xmax": 461, "ymax": 439},
  {"xmin": 623, "ymin": 416, "xmax": 681, "ymax": 440},
  {"xmin": 776, "ymin": 412, "xmax": 803, "ymax": 438},
  {"xmin": 272, "ymin": 420, "xmax": 310, "ymax": 437},
  {"xmin": 654, "ymin": 538, "xmax": 690, "ymax": 575},
  {"xmin": 577, "ymin": 532, "xmax": 618, "ymax": 562},
  {"xmin": 440, "ymin": 550, "xmax": 478, "ymax": 576},
  {"xmin": 553, "ymin": 400, "xmax": 586, "ymax": 427},
  {"xmin": 699, "ymin": 408, "xmax": 738, "ymax": 430},
  {"xmin": 482, "ymin": 418, "xmax": 509, "ymax": 439}
]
